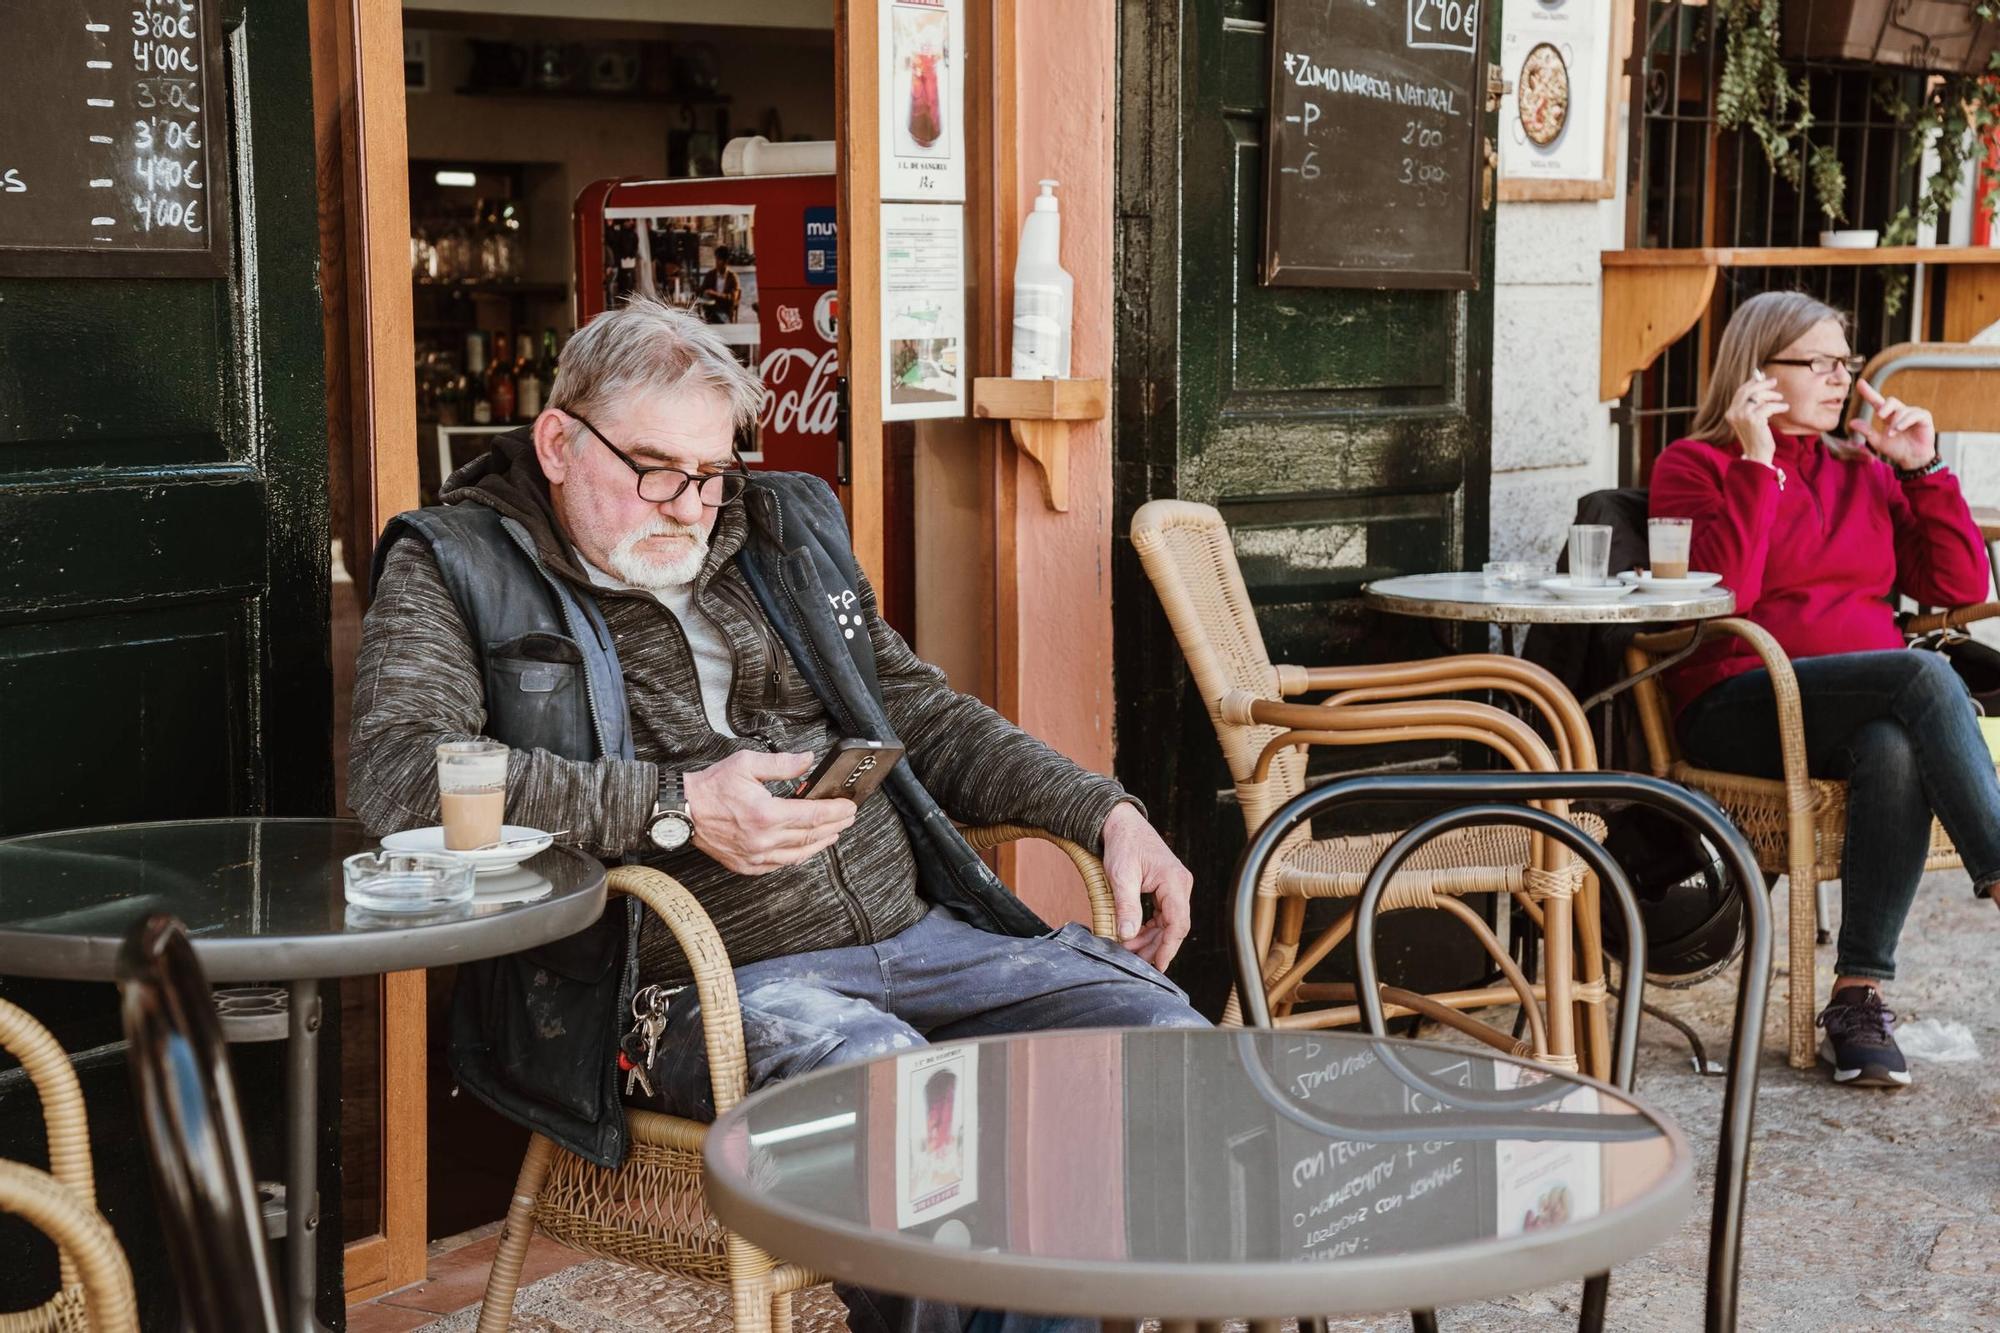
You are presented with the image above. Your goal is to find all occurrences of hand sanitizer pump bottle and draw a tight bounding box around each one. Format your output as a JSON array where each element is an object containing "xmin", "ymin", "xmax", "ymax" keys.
[{"xmin": 1010, "ymin": 179, "xmax": 1074, "ymax": 379}]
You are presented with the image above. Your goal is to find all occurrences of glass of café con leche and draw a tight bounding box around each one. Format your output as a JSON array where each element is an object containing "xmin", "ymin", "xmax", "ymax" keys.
[{"xmin": 437, "ymin": 740, "xmax": 509, "ymax": 851}]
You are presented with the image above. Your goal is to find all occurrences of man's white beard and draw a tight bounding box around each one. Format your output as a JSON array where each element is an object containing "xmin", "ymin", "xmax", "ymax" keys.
[{"xmin": 608, "ymin": 517, "xmax": 709, "ymax": 590}]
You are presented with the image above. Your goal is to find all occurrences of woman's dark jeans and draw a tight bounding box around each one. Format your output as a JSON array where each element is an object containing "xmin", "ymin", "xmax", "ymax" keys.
[{"xmin": 1678, "ymin": 649, "xmax": 2000, "ymax": 981}]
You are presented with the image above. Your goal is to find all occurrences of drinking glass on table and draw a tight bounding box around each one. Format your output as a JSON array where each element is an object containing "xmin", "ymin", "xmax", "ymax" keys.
[
  {"xmin": 437, "ymin": 740, "xmax": 508, "ymax": 850},
  {"xmin": 1648, "ymin": 518, "xmax": 1693, "ymax": 580},
  {"xmin": 1568, "ymin": 524, "xmax": 1613, "ymax": 587}
]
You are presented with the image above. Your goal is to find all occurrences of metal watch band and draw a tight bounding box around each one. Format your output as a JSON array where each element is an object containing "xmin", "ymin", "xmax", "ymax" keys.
[{"xmin": 657, "ymin": 770, "xmax": 686, "ymax": 814}]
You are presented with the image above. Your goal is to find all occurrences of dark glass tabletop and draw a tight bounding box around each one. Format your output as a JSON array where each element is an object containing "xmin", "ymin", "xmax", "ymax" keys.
[
  {"xmin": 704, "ymin": 1029, "xmax": 1692, "ymax": 1319},
  {"xmin": 0, "ymin": 818, "xmax": 607, "ymax": 982}
]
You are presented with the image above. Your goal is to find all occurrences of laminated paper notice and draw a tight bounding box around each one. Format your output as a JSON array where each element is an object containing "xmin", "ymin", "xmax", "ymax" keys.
[
  {"xmin": 1498, "ymin": 0, "xmax": 1612, "ymax": 189},
  {"xmin": 894, "ymin": 1045, "xmax": 978, "ymax": 1229},
  {"xmin": 1492, "ymin": 1060, "xmax": 1604, "ymax": 1237},
  {"xmin": 880, "ymin": 202, "xmax": 966, "ymax": 421},
  {"xmin": 878, "ymin": 0, "xmax": 965, "ymax": 202}
]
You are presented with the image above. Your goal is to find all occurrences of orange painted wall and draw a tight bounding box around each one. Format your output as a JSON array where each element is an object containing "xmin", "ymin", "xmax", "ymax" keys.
[{"xmin": 1007, "ymin": 0, "xmax": 1120, "ymax": 923}]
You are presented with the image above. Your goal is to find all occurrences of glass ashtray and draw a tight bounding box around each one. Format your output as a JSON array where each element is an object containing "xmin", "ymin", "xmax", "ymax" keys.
[
  {"xmin": 343, "ymin": 850, "xmax": 476, "ymax": 914},
  {"xmin": 1482, "ymin": 560, "xmax": 1543, "ymax": 590}
]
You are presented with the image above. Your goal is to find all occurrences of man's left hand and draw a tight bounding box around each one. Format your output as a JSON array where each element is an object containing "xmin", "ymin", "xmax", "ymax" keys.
[{"xmin": 1100, "ymin": 802, "xmax": 1193, "ymax": 971}]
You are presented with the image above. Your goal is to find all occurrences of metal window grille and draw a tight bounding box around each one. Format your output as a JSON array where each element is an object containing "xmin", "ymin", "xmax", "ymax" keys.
[{"xmin": 1620, "ymin": 1, "xmax": 1937, "ymax": 483}]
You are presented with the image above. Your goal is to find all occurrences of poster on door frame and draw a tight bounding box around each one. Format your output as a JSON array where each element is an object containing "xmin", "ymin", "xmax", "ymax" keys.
[{"xmin": 878, "ymin": 0, "xmax": 966, "ymax": 202}]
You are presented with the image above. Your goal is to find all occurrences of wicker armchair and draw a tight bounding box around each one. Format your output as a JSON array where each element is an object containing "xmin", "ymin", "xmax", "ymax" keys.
[
  {"xmin": 476, "ymin": 825, "xmax": 1120, "ymax": 1333},
  {"xmin": 1624, "ymin": 604, "xmax": 2000, "ymax": 1068},
  {"xmin": 1130, "ymin": 500, "xmax": 1611, "ymax": 1074},
  {"xmin": 0, "ymin": 1001, "xmax": 135, "ymax": 1333}
]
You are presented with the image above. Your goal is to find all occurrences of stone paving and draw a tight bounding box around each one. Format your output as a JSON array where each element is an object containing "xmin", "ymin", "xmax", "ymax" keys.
[{"xmin": 394, "ymin": 869, "xmax": 2000, "ymax": 1332}]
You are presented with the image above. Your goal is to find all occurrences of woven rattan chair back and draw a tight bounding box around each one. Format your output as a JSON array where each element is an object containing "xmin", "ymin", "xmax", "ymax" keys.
[
  {"xmin": 1130, "ymin": 499, "xmax": 1307, "ymax": 829},
  {"xmin": 0, "ymin": 1001, "xmax": 131, "ymax": 1333}
]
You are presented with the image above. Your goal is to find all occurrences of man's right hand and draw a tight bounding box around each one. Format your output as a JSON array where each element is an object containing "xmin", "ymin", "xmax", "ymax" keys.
[{"xmin": 683, "ymin": 750, "xmax": 858, "ymax": 875}]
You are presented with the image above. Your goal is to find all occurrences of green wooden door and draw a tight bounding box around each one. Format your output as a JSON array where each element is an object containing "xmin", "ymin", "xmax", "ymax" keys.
[
  {"xmin": 1114, "ymin": 0, "xmax": 1498, "ymax": 1014},
  {"xmin": 0, "ymin": 0, "xmax": 332, "ymax": 1321}
]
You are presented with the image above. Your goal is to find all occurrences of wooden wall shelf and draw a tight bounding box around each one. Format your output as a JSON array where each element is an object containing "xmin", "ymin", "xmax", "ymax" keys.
[
  {"xmin": 1600, "ymin": 246, "xmax": 2000, "ymax": 402},
  {"xmin": 971, "ymin": 377, "xmax": 1108, "ymax": 511}
]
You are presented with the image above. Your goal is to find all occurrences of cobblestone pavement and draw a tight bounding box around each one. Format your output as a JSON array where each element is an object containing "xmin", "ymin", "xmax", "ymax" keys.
[{"xmin": 407, "ymin": 870, "xmax": 2000, "ymax": 1333}]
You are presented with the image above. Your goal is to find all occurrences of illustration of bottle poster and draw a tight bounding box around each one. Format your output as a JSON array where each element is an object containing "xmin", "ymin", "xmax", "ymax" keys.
[
  {"xmin": 878, "ymin": 0, "xmax": 965, "ymax": 202},
  {"xmin": 895, "ymin": 1045, "xmax": 979, "ymax": 1229},
  {"xmin": 1491, "ymin": 1060, "xmax": 1604, "ymax": 1237},
  {"xmin": 1497, "ymin": 0, "xmax": 1615, "ymax": 196},
  {"xmin": 879, "ymin": 202, "xmax": 967, "ymax": 421}
]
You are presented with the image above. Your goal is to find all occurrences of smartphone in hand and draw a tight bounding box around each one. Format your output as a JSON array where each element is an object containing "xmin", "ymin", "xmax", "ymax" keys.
[{"xmin": 793, "ymin": 738, "xmax": 904, "ymax": 804}]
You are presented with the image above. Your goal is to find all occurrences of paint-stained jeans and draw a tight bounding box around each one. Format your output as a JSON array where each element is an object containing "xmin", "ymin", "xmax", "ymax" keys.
[
  {"xmin": 634, "ymin": 906, "xmax": 1209, "ymax": 1333},
  {"xmin": 1678, "ymin": 649, "xmax": 2000, "ymax": 980}
]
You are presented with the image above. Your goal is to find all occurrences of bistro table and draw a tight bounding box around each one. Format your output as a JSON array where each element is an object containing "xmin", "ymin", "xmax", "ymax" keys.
[
  {"xmin": 0, "ymin": 817, "xmax": 608, "ymax": 1333},
  {"xmin": 703, "ymin": 1028, "xmax": 1692, "ymax": 1329}
]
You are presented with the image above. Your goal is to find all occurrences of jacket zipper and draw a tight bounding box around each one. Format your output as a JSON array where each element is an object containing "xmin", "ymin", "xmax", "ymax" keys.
[{"xmin": 766, "ymin": 489, "xmax": 873, "ymax": 940}]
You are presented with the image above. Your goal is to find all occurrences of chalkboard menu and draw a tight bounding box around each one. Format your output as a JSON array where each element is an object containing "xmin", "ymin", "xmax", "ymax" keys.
[
  {"xmin": 0, "ymin": 0, "xmax": 230, "ymax": 278},
  {"xmin": 1261, "ymin": 0, "xmax": 1488, "ymax": 289}
]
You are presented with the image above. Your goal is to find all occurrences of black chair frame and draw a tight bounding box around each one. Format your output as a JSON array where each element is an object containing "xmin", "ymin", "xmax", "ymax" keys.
[{"xmin": 1230, "ymin": 772, "xmax": 1769, "ymax": 1333}]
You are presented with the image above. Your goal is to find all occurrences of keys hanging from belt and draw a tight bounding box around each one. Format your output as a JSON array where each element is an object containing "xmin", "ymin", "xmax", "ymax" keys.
[{"xmin": 618, "ymin": 983, "xmax": 674, "ymax": 1099}]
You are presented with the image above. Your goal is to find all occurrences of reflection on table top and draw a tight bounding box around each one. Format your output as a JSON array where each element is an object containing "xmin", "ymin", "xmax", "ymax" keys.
[
  {"xmin": 703, "ymin": 1029, "xmax": 1692, "ymax": 1319},
  {"xmin": 0, "ymin": 817, "xmax": 607, "ymax": 982},
  {"xmin": 1364, "ymin": 572, "xmax": 1736, "ymax": 624}
]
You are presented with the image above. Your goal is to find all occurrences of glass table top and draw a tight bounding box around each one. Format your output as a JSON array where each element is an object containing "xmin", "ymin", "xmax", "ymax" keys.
[
  {"xmin": 0, "ymin": 818, "xmax": 607, "ymax": 982},
  {"xmin": 704, "ymin": 1029, "xmax": 1692, "ymax": 1318}
]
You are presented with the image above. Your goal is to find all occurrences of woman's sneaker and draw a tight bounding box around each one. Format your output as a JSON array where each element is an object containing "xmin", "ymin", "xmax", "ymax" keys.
[{"xmin": 1815, "ymin": 986, "xmax": 1911, "ymax": 1088}]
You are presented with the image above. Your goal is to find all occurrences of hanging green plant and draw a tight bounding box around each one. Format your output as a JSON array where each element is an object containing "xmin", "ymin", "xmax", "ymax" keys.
[{"xmin": 1717, "ymin": 0, "xmax": 1850, "ymax": 221}]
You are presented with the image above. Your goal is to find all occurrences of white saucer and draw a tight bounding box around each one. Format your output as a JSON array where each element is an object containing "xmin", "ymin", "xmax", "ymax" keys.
[
  {"xmin": 1618, "ymin": 570, "xmax": 1723, "ymax": 594},
  {"xmin": 1539, "ymin": 577, "xmax": 1638, "ymax": 603},
  {"xmin": 379, "ymin": 824, "xmax": 553, "ymax": 875},
  {"xmin": 471, "ymin": 865, "xmax": 555, "ymax": 904}
]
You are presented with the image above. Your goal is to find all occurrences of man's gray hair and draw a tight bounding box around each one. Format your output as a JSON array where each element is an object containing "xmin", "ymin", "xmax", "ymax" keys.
[{"xmin": 547, "ymin": 298, "xmax": 762, "ymax": 436}]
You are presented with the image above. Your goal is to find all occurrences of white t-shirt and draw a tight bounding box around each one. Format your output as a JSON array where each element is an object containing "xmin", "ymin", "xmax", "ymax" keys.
[{"xmin": 576, "ymin": 551, "xmax": 738, "ymax": 738}]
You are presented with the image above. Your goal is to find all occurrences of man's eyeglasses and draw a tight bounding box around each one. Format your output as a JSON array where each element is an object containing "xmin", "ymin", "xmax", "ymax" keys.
[
  {"xmin": 1764, "ymin": 354, "xmax": 1867, "ymax": 378},
  {"xmin": 567, "ymin": 410, "xmax": 748, "ymax": 507}
]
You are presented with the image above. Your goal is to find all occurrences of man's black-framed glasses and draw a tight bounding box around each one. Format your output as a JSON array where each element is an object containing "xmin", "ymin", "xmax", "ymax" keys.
[
  {"xmin": 567, "ymin": 410, "xmax": 749, "ymax": 507},
  {"xmin": 1764, "ymin": 353, "xmax": 1867, "ymax": 378}
]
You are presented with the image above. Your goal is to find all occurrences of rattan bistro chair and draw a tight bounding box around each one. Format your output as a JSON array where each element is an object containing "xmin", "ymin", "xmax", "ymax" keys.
[
  {"xmin": 1131, "ymin": 500, "xmax": 1612, "ymax": 1073},
  {"xmin": 476, "ymin": 825, "xmax": 1120, "ymax": 1333},
  {"xmin": 0, "ymin": 1001, "xmax": 134, "ymax": 1333},
  {"xmin": 1625, "ymin": 603, "xmax": 2000, "ymax": 1068}
]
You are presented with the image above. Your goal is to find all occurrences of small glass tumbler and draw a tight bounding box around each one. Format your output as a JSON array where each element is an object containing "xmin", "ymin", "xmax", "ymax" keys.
[
  {"xmin": 437, "ymin": 740, "xmax": 508, "ymax": 851},
  {"xmin": 343, "ymin": 850, "xmax": 476, "ymax": 914},
  {"xmin": 1483, "ymin": 560, "xmax": 1535, "ymax": 589},
  {"xmin": 1568, "ymin": 524, "xmax": 1613, "ymax": 587},
  {"xmin": 1647, "ymin": 518, "xmax": 1694, "ymax": 580}
]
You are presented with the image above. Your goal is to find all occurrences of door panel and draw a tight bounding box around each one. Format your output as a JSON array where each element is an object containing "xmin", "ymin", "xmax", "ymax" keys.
[
  {"xmin": 1114, "ymin": 0, "xmax": 1497, "ymax": 1016},
  {"xmin": 0, "ymin": 0, "xmax": 333, "ymax": 1323}
]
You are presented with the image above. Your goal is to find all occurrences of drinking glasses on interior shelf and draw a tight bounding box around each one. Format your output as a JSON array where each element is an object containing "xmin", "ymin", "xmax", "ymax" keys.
[{"xmin": 1568, "ymin": 524, "xmax": 1613, "ymax": 587}]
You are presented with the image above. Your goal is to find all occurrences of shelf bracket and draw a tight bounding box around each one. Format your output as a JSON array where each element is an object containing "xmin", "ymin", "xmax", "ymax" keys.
[{"xmin": 970, "ymin": 377, "xmax": 1108, "ymax": 513}]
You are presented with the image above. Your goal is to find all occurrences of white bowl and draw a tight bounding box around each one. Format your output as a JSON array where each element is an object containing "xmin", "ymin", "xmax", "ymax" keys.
[
  {"xmin": 1818, "ymin": 229, "xmax": 1879, "ymax": 249},
  {"xmin": 379, "ymin": 824, "xmax": 553, "ymax": 875}
]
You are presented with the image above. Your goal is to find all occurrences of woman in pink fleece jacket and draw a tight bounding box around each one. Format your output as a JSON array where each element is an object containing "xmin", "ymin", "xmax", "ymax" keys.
[{"xmin": 1652, "ymin": 291, "xmax": 2000, "ymax": 1089}]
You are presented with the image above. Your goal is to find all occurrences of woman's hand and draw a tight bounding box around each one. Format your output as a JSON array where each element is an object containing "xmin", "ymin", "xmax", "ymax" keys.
[
  {"xmin": 1724, "ymin": 370, "xmax": 1787, "ymax": 467},
  {"xmin": 1849, "ymin": 378, "xmax": 1937, "ymax": 472}
]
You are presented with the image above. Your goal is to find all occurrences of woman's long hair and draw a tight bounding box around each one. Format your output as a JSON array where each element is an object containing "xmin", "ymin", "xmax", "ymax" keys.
[{"xmin": 1687, "ymin": 291, "xmax": 1853, "ymax": 451}]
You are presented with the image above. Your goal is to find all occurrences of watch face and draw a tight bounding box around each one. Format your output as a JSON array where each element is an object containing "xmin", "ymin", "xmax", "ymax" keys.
[{"xmin": 650, "ymin": 812, "xmax": 692, "ymax": 852}]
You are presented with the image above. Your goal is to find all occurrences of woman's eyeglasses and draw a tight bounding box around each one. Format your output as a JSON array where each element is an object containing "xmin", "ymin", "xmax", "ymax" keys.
[
  {"xmin": 1764, "ymin": 354, "xmax": 1867, "ymax": 379},
  {"xmin": 567, "ymin": 410, "xmax": 748, "ymax": 506}
]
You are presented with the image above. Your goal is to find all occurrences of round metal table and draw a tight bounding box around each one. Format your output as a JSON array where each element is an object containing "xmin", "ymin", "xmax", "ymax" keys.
[
  {"xmin": 703, "ymin": 1028, "xmax": 1692, "ymax": 1327},
  {"xmin": 0, "ymin": 817, "xmax": 608, "ymax": 1333},
  {"xmin": 1363, "ymin": 572, "xmax": 1735, "ymax": 625}
]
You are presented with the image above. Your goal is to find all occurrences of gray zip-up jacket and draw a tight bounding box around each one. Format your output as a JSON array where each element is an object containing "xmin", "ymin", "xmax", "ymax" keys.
[{"xmin": 350, "ymin": 431, "xmax": 1134, "ymax": 988}]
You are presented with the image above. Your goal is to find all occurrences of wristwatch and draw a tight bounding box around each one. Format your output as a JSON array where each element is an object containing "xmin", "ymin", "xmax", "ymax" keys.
[{"xmin": 646, "ymin": 773, "xmax": 694, "ymax": 852}]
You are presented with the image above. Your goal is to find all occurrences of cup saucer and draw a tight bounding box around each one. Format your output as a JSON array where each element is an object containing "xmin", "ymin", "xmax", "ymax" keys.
[{"xmin": 379, "ymin": 825, "xmax": 552, "ymax": 875}]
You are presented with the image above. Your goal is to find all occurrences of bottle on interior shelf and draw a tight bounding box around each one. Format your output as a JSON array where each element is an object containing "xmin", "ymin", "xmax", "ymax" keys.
[
  {"xmin": 536, "ymin": 328, "xmax": 560, "ymax": 406},
  {"xmin": 486, "ymin": 329, "xmax": 517, "ymax": 422},
  {"xmin": 467, "ymin": 331, "xmax": 493, "ymax": 424},
  {"xmin": 514, "ymin": 333, "xmax": 543, "ymax": 418}
]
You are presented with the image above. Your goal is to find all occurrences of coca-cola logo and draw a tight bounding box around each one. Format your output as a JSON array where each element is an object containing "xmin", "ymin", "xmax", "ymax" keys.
[{"xmin": 758, "ymin": 347, "xmax": 839, "ymax": 437}]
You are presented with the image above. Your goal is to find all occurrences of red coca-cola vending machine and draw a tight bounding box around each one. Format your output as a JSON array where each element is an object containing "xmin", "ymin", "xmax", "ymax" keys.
[{"xmin": 573, "ymin": 174, "xmax": 841, "ymax": 486}]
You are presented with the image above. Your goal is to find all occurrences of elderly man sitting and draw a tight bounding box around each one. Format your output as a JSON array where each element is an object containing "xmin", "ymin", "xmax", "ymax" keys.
[{"xmin": 350, "ymin": 299, "xmax": 1205, "ymax": 1333}]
